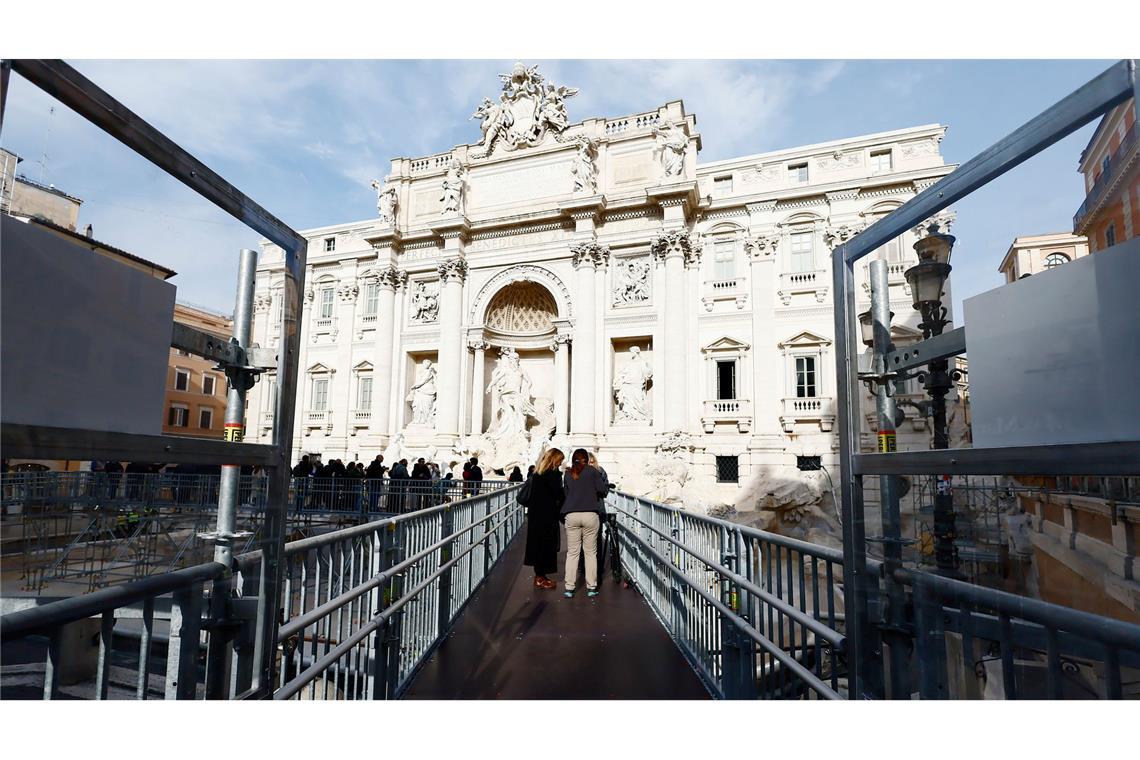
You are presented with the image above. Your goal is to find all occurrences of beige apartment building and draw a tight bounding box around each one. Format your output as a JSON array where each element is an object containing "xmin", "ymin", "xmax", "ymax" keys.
[
  {"xmin": 164, "ymin": 304, "xmax": 233, "ymax": 439},
  {"xmin": 997, "ymin": 232, "xmax": 1090, "ymax": 282}
]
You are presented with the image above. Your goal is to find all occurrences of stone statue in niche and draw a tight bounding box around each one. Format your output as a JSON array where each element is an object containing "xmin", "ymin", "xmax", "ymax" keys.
[
  {"xmin": 406, "ymin": 359, "xmax": 438, "ymax": 427},
  {"xmin": 613, "ymin": 346, "xmax": 653, "ymax": 423},
  {"xmin": 485, "ymin": 347, "xmax": 536, "ymax": 442},
  {"xmin": 410, "ymin": 280, "xmax": 439, "ymax": 323},
  {"xmin": 612, "ymin": 257, "xmax": 650, "ymax": 306},
  {"xmin": 440, "ymin": 159, "xmax": 467, "ymax": 216},
  {"xmin": 652, "ymin": 122, "xmax": 689, "ymax": 178},
  {"xmin": 571, "ymin": 137, "xmax": 598, "ymax": 194},
  {"xmin": 370, "ymin": 177, "xmax": 398, "ymax": 225}
]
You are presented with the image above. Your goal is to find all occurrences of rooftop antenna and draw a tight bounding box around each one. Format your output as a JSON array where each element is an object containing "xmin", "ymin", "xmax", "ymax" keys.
[{"xmin": 36, "ymin": 105, "xmax": 55, "ymax": 185}]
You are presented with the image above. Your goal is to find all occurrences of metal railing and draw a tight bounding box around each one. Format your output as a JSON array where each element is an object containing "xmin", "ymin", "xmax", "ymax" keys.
[
  {"xmin": 607, "ymin": 491, "xmax": 856, "ymax": 700},
  {"xmin": 0, "ymin": 484, "xmax": 522, "ymax": 699}
]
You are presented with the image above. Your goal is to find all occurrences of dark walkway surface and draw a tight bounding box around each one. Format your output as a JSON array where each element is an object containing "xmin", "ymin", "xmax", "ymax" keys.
[{"xmin": 403, "ymin": 523, "xmax": 710, "ymax": 699}]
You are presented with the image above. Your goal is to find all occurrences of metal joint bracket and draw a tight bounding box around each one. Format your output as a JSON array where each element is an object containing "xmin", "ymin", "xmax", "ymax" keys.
[
  {"xmin": 882, "ymin": 327, "xmax": 966, "ymax": 374},
  {"xmin": 198, "ymin": 530, "xmax": 254, "ymax": 544}
]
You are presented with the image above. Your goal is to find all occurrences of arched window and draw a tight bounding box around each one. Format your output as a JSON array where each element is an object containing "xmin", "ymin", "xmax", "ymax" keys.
[{"xmin": 1043, "ymin": 252, "xmax": 1069, "ymax": 269}]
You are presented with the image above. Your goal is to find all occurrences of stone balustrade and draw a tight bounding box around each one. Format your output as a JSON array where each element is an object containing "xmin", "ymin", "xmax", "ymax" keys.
[
  {"xmin": 701, "ymin": 398, "xmax": 752, "ymax": 433},
  {"xmin": 780, "ymin": 396, "xmax": 836, "ymax": 432}
]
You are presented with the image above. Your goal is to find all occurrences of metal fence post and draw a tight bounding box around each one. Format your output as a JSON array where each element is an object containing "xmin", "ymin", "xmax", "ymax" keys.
[
  {"xmin": 912, "ymin": 577, "xmax": 948, "ymax": 699},
  {"xmin": 165, "ymin": 583, "xmax": 204, "ymax": 700},
  {"xmin": 437, "ymin": 505, "xmax": 454, "ymax": 633}
]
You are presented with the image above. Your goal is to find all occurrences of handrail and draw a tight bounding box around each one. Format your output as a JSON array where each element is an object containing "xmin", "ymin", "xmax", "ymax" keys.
[
  {"xmin": 612, "ymin": 507, "xmax": 842, "ymax": 700},
  {"xmin": 0, "ymin": 561, "xmax": 226, "ymax": 641},
  {"xmin": 608, "ymin": 499, "xmax": 846, "ymax": 647}
]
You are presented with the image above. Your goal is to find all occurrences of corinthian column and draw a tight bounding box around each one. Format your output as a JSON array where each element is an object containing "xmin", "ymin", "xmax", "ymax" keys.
[
  {"xmin": 570, "ymin": 241, "xmax": 608, "ymax": 442},
  {"xmin": 373, "ymin": 266, "xmax": 402, "ymax": 439},
  {"xmin": 435, "ymin": 255, "xmax": 468, "ymax": 445},
  {"xmin": 652, "ymin": 230, "xmax": 694, "ymax": 431},
  {"xmin": 468, "ymin": 339, "xmax": 489, "ymax": 435}
]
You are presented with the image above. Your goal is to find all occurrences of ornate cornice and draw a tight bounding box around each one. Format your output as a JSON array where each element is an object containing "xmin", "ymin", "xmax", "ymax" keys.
[
  {"xmin": 825, "ymin": 188, "xmax": 860, "ymax": 203},
  {"xmin": 858, "ymin": 184, "xmax": 911, "ymax": 200},
  {"xmin": 746, "ymin": 200, "xmax": 779, "ymax": 215},
  {"xmin": 570, "ymin": 240, "xmax": 611, "ymax": 269},
  {"xmin": 774, "ymin": 196, "xmax": 828, "ymax": 212},
  {"xmin": 437, "ymin": 257, "xmax": 469, "ymax": 284},
  {"xmin": 603, "ymin": 207, "xmax": 662, "ymax": 224}
]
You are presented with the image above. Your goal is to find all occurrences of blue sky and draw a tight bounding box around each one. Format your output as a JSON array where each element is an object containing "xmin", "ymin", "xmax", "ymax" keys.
[{"xmin": 0, "ymin": 59, "xmax": 1114, "ymax": 321}]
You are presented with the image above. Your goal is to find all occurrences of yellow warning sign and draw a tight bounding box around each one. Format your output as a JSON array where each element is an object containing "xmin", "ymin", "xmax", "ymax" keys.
[
  {"xmin": 877, "ymin": 430, "xmax": 896, "ymax": 453},
  {"xmin": 223, "ymin": 424, "xmax": 244, "ymax": 443}
]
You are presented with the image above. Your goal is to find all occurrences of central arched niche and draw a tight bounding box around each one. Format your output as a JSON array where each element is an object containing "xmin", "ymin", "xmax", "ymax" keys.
[{"xmin": 484, "ymin": 281, "xmax": 558, "ymax": 336}]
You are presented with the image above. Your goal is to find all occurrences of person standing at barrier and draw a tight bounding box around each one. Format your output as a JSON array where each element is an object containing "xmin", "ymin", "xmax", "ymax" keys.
[
  {"xmin": 365, "ymin": 454, "xmax": 386, "ymax": 513},
  {"xmin": 509, "ymin": 466, "xmax": 524, "ymax": 483},
  {"xmin": 560, "ymin": 448, "xmax": 608, "ymax": 598},
  {"xmin": 292, "ymin": 455, "xmax": 313, "ymax": 512},
  {"xmin": 469, "ymin": 456, "xmax": 484, "ymax": 496},
  {"xmin": 104, "ymin": 460, "xmax": 123, "ymax": 501},
  {"xmin": 390, "ymin": 458, "xmax": 410, "ymax": 513},
  {"xmin": 525, "ymin": 448, "xmax": 564, "ymax": 590}
]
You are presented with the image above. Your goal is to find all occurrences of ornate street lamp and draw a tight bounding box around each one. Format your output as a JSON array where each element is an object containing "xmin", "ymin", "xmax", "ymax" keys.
[
  {"xmin": 905, "ymin": 223, "xmax": 961, "ymax": 577},
  {"xmin": 859, "ymin": 308, "xmax": 894, "ymax": 348}
]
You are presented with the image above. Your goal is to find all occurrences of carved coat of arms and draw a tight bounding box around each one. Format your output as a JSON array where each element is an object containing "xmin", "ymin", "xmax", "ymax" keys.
[{"xmin": 471, "ymin": 62, "xmax": 578, "ymax": 157}]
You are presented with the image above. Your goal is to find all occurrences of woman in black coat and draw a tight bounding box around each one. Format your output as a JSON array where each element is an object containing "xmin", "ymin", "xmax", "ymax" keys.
[{"xmin": 524, "ymin": 448, "xmax": 565, "ymax": 590}]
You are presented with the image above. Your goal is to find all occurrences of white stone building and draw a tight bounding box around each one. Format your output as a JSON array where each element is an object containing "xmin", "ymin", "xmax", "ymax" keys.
[{"xmin": 245, "ymin": 63, "xmax": 958, "ymax": 506}]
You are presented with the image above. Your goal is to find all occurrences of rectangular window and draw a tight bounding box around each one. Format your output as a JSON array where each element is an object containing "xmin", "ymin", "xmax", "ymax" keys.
[
  {"xmin": 312, "ymin": 377, "xmax": 329, "ymax": 411},
  {"xmin": 272, "ymin": 293, "xmax": 283, "ymax": 324},
  {"xmin": 713, "ymin": 175, "xmax": 733, "ymax": 195},
  {"xmin": 870, "ymin": 150, "xmax": 892, "ymax": 174},
  {"xmin": 796, "ymin": 455, "xmax": 822, "ymax": 471},
  {"xmin": 715, "ymin": 456, "xmax": 739, "ymax": 484},
  {"xmin": 796, "ymin": 356, "xmax": 817, "ymax": 398},
  {"xmin": 175, "ymin": 368, "xmax": 190, "ymax": 392},
  {"xmin": 324, "ymin": 237, "xmax": 336, "ymax": 252},
  {"xmin": 199, "ymin": 408, "xmax": 213, "ymax": 430},
  {"xmin": 1105, "ymin": 224, "xmax": 1116, "ymax": 247},
  {"xmin": 716, "ymin": 360, "xmax": 736, "ymax": 400},
  {"xmin": 319, "ymin": 288, "xmax": 334, "ymax": 319},
  {"xmin": 357, "ymin": 376, "xmax": 373, "ymax": 410},
  {"xmin": 788, "ymin": 163, "xmax": 808, "ymax": 184},
  {"xmin": 790, "ymin": 232, "xmax": 814, "ymax": 272},
  {"xmin": 168, "ymin": 406, "xmax": 188, "ymax": 427},
  {"xmin": 202, "ymin": 374, "xmax": 216, "ymax": 396},
  {"xmin": 265, "ymin": 376, "xmax": 277, "ymax": 411},
  {"xmin": 364, "ymin": 282, "xmax": 379, "ymax": 316},
  {"xmin": 713, "ymin": 240, "xmax": 736, "ymax": 280}
]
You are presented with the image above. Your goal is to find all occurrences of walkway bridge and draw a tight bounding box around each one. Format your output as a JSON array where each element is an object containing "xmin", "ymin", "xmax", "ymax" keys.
[{"xmin": 5, "ymin": 483, "xmax": 1137, "ymax": 700}]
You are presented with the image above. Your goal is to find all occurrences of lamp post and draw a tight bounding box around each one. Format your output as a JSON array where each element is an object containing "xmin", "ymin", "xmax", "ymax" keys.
[{"xmin": 904, "ymin": 225, "xmax": 961, "ymax": 577}]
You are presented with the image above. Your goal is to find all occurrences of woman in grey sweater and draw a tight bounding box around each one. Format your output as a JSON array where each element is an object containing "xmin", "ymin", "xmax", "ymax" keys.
[{"xmin": 561, "ymin": 448, "xmax": 609, "ymax": 597}]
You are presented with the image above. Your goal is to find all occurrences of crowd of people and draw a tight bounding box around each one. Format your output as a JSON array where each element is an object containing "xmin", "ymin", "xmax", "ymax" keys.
[{"xmin": 288, "ymin": 453, "xmax": 497, "ymax": 513}]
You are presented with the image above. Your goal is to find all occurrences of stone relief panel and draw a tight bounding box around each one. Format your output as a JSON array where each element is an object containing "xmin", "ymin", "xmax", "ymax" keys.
[
  {"xmin": 409, "ymin": 280, "xmax": 440, "ymax": 324},
  {"xmin": 611, "ymin": 256, "xmax": 651, "ymax": 307}
]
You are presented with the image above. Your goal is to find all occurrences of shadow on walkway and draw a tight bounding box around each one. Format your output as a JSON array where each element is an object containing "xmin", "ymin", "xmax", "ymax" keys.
[{"xmin": 403, "ymin": 522, "xmax": 710, "ymax": 699}]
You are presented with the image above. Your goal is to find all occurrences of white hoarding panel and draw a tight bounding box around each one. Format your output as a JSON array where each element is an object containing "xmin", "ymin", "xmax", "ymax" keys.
[
  {"xmin": 1, "ymin": 216, "xmax": 176, "ymax": 436},
  {"xmin": 964, "ymin": 236, "xmax": 1140, "ymax": 448}
]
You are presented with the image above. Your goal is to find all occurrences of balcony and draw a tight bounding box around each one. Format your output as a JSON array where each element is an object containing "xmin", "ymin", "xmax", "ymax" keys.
[
  {"xmin": 304, "ymin": 409, "xmax": 332, "ymax": 434},
  {"xmin": 780, "ymin": 396, "xmax": 836, "ymax": 433},
  {"xmin": 702, "ymin": 399, "xmax": 752, "ymax": 433},
  {"xmin": 350, "ymin": 409, "xmax": 371, "ymax": 435},
  {"xmin": 701, "ymin": 277, "xmax": 748, "ymax": 311},
  {"xmin": 1074, "ymin": 121, "xmax": 1136, "ymax": 233},
  {"xmin": 777, "ymin": 270, "xmax": 829, "ymax": 305}
]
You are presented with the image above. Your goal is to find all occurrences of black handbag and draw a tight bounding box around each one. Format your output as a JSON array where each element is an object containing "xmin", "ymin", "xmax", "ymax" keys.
[{"xmin": 516, "ymin": 474, "xmax": 534, "ymax": 507}]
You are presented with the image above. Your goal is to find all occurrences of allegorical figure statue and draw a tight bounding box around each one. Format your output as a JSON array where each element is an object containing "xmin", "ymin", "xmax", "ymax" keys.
[
  {"xmin": 371, "ymin": 178, "xmax": 398, "ymax": 225},
  {"xmin": 539, "ymin": 82, "xmax": 579, "ymax": 132},
  {"xmin": 440, "ymin": 159, "xmax": 467, "ymax": 216},
  {"xmin": 571, "ymin": 137, "xmax": 597, "ymax": 194},
  {"xmin": 407, "ymin": 359, "xmax": 438, "ymax": 426},
  {"xmin": 653, "ymin": 122, "xmax": 689, "ymax": 178},
  {"xmin": 472, "ymin": 95, "xmax": 514, "ymax": 155},
  {"xmin": 486, "ymin": 347, "xmax": 535, "ymax": 441},
  {"xmin": 613, "ymin": 346, "xmax": 653, "ymax": 423}
]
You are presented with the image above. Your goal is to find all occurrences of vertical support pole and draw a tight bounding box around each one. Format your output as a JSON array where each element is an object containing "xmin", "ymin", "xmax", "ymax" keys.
[
  {"xmin": 254, "ymin": 236, "xmax": 307, "ymax": 697},
  {"xmin": 869, "ymin": 260, "xmax": 910, "ymax": 699},
  {"xmin": 165, "ymin": 584, "xmax": 203, "ymax": 700},
  {"xmin": 912, "ymin": 578, "xmax": 948, "ymax": 699},
  {"xmin": 137, "ymin": 597, "xmax": 155, "ymax": 700},
  {"xmin": 830, "ymin": 246, "xmax": 881, "ymax": 699}
]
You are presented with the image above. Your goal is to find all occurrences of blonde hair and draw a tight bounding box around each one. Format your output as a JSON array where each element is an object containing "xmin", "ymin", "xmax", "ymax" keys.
[
  {"xmin": 588, "ymin": 453, "xmax": 599, "ymax": 468},
  {"xmin": 535, "ymin": 447, "xmax": 565, "ymax": 475}
]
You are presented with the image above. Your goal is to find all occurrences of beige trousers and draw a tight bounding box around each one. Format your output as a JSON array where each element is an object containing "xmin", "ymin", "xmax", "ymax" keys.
[{"xmin": 564, "ymin": 511, "xmax": 600, "ymax": 591}]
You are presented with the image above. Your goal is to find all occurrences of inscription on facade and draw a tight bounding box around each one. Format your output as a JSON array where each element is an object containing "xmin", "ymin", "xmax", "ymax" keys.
[{"xmin": 467, "ymin": 160, "xmax": 573, "ymax": 210}]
